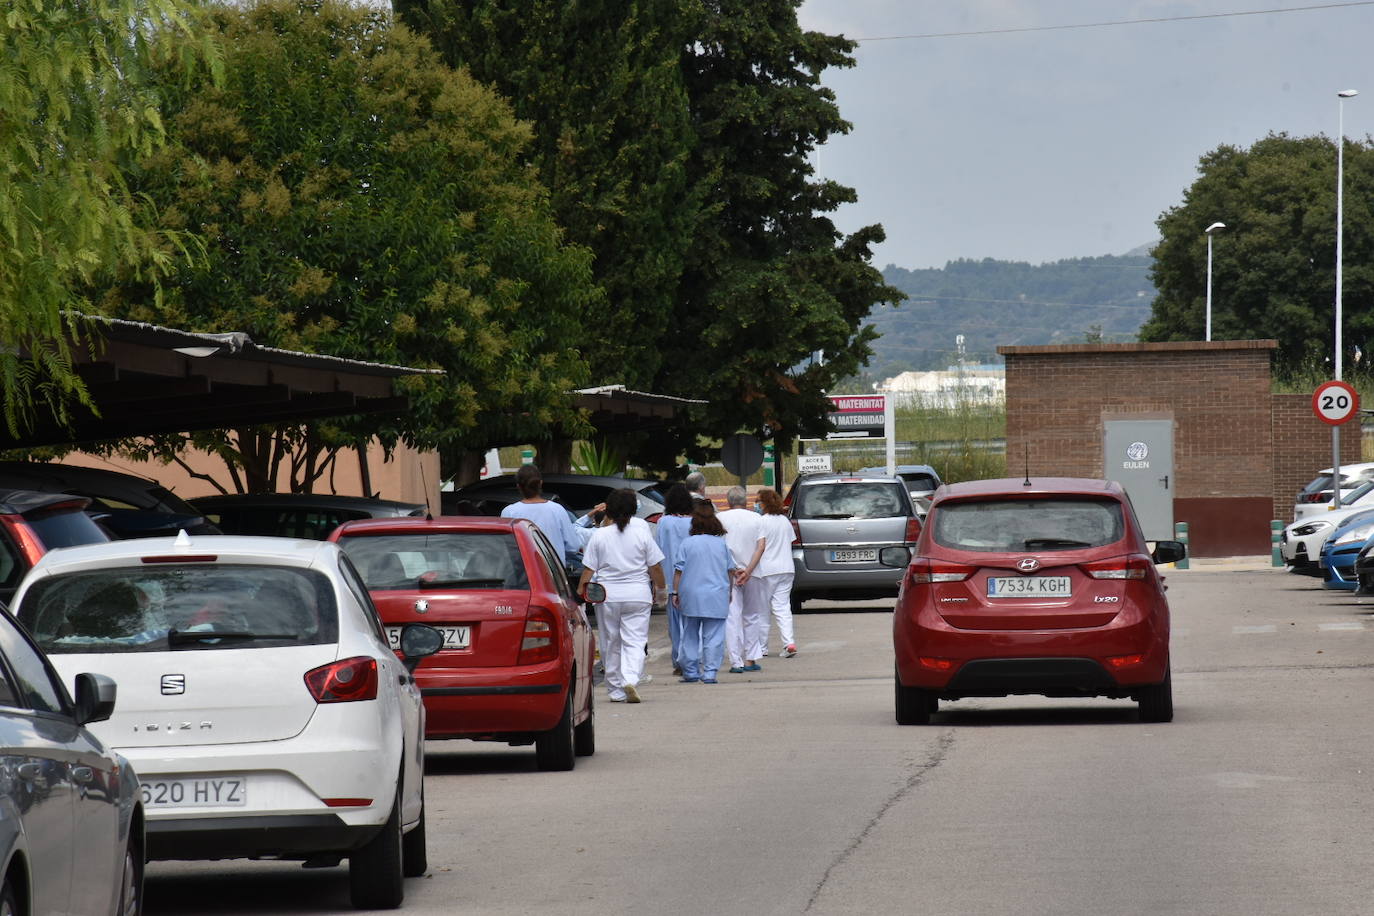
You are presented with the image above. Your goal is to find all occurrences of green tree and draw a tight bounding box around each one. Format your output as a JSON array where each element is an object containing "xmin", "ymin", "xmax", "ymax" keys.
[
  {"xmin": 92, "ymin": 0, "xmax": 597, "ymax": 490},
  {"xmin": 1141, "ymin": 132, "xmax": 1374, "ymax": 377},
  {"xmin": 394, "ymin": 0, "xmax": 698, "ymax": 393},
  {"xmin": 396, "ymin": 0, "xmax": 901, "ymax": 466},
  {"xmin": 0, "ymin": 0, "xmax": 218, "ymax": 435},
  {"xmin": 653, "ymin": 0, "xmax": 901, "ymax": 464}
]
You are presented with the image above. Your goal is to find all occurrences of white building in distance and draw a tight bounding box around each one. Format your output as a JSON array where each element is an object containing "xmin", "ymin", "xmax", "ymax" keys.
[{"xmin": 876, "ymin": 365, "xmax": 1005, "ymax": 408}]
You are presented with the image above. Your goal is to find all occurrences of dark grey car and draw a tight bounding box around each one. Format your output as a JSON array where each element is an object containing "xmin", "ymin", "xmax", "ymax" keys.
[
  {"xmin": 788, "ymin": 473, "xmax": 921, "ymax": 610},
  {"xmin": 0, "ymin": 611, "xmax": 141, "ymax": 915},
  {"xmin": 189, "ymin": 493, "xmax": 427, "ymax": 540}
]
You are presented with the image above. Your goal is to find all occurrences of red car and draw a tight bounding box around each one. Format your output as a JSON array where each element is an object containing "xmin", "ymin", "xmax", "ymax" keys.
[
  {"xmin": 890, "ymin": 477, "xmax": 1185, "ymax": 725},
  {"xmin": 0, "ymin": 488, "xmax": 111, "ymax": 605},
  {"xmin": 329, "ymin": 517, "xmax": 596, "ymax": 770}
]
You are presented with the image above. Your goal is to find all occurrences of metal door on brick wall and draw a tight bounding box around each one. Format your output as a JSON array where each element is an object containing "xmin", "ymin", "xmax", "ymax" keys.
[{"xmin": 1103, "ymin": 420, "xmax": 1174, "ymax": 539}]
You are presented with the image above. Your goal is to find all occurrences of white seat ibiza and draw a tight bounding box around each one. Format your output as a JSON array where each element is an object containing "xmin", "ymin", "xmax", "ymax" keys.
[{"xmin": 9, "ymin": 533, "xmax": 443, "ymax": 910}]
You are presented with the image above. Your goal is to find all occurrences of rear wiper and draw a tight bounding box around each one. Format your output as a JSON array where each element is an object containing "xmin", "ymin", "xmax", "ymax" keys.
[
  {"xmin": 1023, "ymin": 538, "xmax": 1093, "ymax": 550},
  {"xmin": 418, "ymin": 577, "xmax": 506, "ymax": 589},
  {"xmin": 168, "ymin": 628, "xmax": 301, "ymax": 645},
  {"xmin": 805, "ymin": 513, "xmax": 854, "ymax": 520}
]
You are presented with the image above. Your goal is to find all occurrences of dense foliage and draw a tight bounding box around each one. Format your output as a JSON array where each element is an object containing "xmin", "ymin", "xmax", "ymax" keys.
[
  {"xmin": 871, "ymin": 256, "xmax": 1155, "ymax": 377},
  {"xmin": 1142, "ymin": 132, "xmax": 1374, "ymax": 377},
  {"xmin": 0, "ymin": 0, "xmax": 218, "ymax": 435},
  {"xmin": 395, "ymin": 0, "xmax": 902, "ymax": 466},
  {"xmin": 90, "ymin": 0, "xmax": 598, "ymax": 490}
]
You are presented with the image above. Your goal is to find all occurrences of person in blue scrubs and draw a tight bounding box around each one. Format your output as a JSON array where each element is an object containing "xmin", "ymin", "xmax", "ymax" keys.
[
  {"xmin": 655, "ymin": 484, "xmax": 695, "ymax": 676},
  {"xmin": 500, "ymin": 465, "xmax": 580, "ymax": 570},
  {"xmin": 672, "ymin": 502, "xmax": 737, "ymax": 684}
]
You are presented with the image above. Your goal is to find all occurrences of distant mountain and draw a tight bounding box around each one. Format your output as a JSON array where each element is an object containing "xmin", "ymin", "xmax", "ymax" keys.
[{"xmin": 865, "ymin": 253, "xmax": 1156, "ymax": 377}]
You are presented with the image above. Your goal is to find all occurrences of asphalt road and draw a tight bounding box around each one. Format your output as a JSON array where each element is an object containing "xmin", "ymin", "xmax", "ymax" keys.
[{"xmin": 145, "ymin": 564, "xmax": 1374, "ymax": 916}]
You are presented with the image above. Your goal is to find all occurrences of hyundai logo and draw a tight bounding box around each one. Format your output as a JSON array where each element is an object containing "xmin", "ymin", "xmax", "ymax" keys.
[
  {"xmin": 161, "ymin": 674, "xmax": 185, "ymax": 695},
  {"xmin": 1016, "ymin": 558, "xmax": 1040, "ymax": 573}
]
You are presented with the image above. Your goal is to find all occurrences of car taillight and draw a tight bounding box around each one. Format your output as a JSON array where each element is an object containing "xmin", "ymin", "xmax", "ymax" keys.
[
  {"xmin": 304, "ymin": 657, "xmax": 379, "ymax": 703},
  {"xmin": 908, "ymin": 559, "xmax": 975, "ymax": 584},
  {"xmin": 517, "ymin": 606, "xmax": 559, "ymax": 665},
  {"xmin": 646, "ymin": 512, "xmax": 663, "ymax": 524},
  {"xmin": 7, "ymin": 522, "xmax": 46, "ymax": 563},
  {"xmin": 1080, "ymin": 556, "xmax": 1151, "ymax": 580},
  {"xmin": 790, "ymin": 519, "xmax": 801, "ymax": 546},
  {"xmin": 904, "ymin": 517, "xmax": 922, "ymax": 542}
]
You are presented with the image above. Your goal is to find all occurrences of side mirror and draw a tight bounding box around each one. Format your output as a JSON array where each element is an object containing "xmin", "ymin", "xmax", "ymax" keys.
[
  {"xmin": 399, "ymin": 623, "xmax": 444, "ymax": 673},
  {"xmin": 879, "ymin": 546, "xmax": 912, "ymax": 568},
  {"xmin": 72, "ymin": 672, "xmax": 117, "ymax": 726},
  {"xmin": 1152, "ymin": 540, "xmax": 1187, "ymax": 564},
  {"xmin": 583, "ymin": 581, "xmax": 607, "ymax": 604}
]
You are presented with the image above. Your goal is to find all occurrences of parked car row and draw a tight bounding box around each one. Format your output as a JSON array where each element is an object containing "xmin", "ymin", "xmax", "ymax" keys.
[{"xmin": 0, "ymin": 468, "xmax": 617, "ymax": 912}]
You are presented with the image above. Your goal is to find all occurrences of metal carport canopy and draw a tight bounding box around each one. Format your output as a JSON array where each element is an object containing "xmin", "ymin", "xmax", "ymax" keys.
[{"xmin": 0, "ymin": 315, "xmax": 442, "ymax": 450}]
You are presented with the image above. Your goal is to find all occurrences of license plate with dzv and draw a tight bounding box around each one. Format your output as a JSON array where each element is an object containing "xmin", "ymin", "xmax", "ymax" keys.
[{"xmin": 387, "ymin": 625, "xmax": 469, "ymax": 650}]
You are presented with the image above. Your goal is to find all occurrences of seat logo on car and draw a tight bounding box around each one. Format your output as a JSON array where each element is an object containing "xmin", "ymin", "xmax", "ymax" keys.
[
  {"xmin": 161, "ymin": 674, "xmax": 185, "ymax": 695},
  {"xmin": 1016, "ymin": 558, "xmax": 1040, "ymax": 573},
  {"xmin": 414, "ymin": 599, "xmax": 429, "ymax": 614}
]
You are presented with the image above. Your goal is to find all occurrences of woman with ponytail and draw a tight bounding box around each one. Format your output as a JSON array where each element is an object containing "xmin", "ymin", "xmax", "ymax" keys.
[{"xmin": 577, "ymin": 488, "xmax": 665, "ymax": 703}]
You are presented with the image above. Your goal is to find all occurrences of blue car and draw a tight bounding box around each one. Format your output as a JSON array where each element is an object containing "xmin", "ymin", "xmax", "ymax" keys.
[{"xmin": 1318, "ymin": 508, "xmax": 1374, "ymax": 589}]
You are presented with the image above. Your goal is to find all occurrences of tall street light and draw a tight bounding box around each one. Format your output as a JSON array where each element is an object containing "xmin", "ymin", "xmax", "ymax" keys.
[
  {"xmin": 1333, "ymin": 88, "xmax": 1358, "ymax": 508},
  {"xmin": 1204, "ymin": 222, "xmax": 1226, "ymax": 341}
]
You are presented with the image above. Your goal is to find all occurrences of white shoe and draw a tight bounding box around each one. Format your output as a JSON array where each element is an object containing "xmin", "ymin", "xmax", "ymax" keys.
[
  {"xmin": 624, "ymin": 683, "xmax": 641, "ymax": 704},
  {"xmin": 639, "ymin": 674, "xmax": 653, "ymax": 685},
  {"xmin": 782, "ymin": 644, "xmax": 797, "ymax": 658}
]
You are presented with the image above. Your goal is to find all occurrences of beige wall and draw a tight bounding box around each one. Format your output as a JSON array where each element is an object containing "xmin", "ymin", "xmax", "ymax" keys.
[{"xmin": 59, "ymin": 440, "xmax": 441, "ymax": 509}]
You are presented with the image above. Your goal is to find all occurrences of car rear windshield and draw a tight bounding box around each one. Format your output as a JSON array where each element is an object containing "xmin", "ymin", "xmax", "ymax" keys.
[
  {"xmin": 794, "ymin": 482, "xmax": 911, "ymax": 520},
  {"xmin": 932, "ymin": 498, "xmax": 1126, "ymax": 552},
  {"xmin": 16, "ymin": 565, "xmax": 338, "ymax": 654},
  {"xmin": 900, "ymin": 473, "xmax": 940, "ymax": 491},
  {"xmin": 338, "ymin": 533, "xmax": 529, "ymax": 590},
  {"xmin": 26, "ymin": 508, "xmax": 110, "ymax": 550}
]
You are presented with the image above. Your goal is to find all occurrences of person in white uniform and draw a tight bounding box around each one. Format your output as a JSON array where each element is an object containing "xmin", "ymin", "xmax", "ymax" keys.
[
  {"xmin": 577, "ymin": 488, "xmax": 665, "ymax": 703},
  {"xmin": 717, "ymin": 486, "xmax": 766, "ymax": 673},
  {"xmin": 751, "ymin": 488, "xmax": 797, "ymax": 658}
]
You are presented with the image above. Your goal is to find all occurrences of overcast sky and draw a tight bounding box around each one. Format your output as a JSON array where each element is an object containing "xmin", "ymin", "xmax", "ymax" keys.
[{"xmin": 796, "ymin": 1, "xmax": 1374, "ymax": 270}]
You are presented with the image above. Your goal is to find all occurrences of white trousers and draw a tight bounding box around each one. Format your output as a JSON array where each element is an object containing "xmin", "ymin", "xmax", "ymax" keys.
[
  {"xmin": 596, "ymin": 600, "xmax": 651, "ymax": 699},
  {"xmin": 725, "ymin": 578, "xmax": 768, "ymax": 666},
  {"xmin": 755, "ymin": 572, "xmax": 795, "ymax": 650}
]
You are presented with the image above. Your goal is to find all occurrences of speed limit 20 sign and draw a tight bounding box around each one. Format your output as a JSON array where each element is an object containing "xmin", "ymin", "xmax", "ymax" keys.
[{"xmin": 1312, "ymin": 380, "xmax": 1360, "ymax": 426}]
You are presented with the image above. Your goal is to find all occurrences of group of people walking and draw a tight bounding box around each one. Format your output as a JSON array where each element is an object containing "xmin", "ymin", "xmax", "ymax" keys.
[{"xmin": 528, "ymin": 468, "xmax": 797, "ymax": 703}]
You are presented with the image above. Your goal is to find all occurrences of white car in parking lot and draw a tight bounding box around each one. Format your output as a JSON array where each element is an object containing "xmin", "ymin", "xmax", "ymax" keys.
[
  {"xmin": 1282, "ymin": 505, "xmax": 1374, "ymax": 575},
  {"xmin": 10, "ymin": 533, "xmax": 443, "ymax": 910},
  {"xmin": 1293, "ymin": 465, "xmax": 1374, "ymax": 521}
]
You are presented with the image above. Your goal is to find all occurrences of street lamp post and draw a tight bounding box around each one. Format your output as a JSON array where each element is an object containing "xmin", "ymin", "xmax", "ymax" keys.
[
  {"xmin": 1204, "ymin": 222, "xmax": 1226, "ymax": 341},
  {"xmin": 1333, "ymin": 89, "xmax": 1358, "ymax": 508}
]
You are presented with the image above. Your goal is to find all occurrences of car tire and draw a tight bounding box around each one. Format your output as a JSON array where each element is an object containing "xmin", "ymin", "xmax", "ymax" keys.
[
  {"xmin": 118, "ymin": 826, "xmax": 144, "ymax": 916},
  {"xmin": 573, "ymin": 686, "xmax": 595, "ymax": 758},
  {"xmin": 535, "ymin": 686, "xmax": 576, "ymax": 772},
  {"xmin": 401, "ymin": 787, "xmax": 427, "ymax": 878},
  {"xmin": 1137, "ymin": 664, "xmax": 1174, "ymax": 723},
  {"xmin": 894, "ymin": 668, "xmax": 933, "ymax": 725},
  {"xmin": 790, "ymin": 593, "xmax": 804, "ymax": 614},
  {"xmin": 0, "ymin": 880, "xmax": 18, "ymax": 916},
  {"xmin": 349, "ymin": 786, "xmax": 404, "ymax": 910}
]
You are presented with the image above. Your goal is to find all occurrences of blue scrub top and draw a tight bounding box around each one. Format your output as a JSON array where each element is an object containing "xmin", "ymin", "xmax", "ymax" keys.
[
  {"xmin": 674, "ymin": 534, "xmax": 734, "ymax": 618},
  {"xmin": 656, "ymin": 514, "xmax": 692, "ymax": 581}
]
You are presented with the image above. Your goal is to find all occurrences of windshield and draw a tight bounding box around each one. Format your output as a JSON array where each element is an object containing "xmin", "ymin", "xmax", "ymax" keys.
[
  {"xmin": 17, "ymin": 565, "xmax": 338, "ymax": 654},
  {"xmin": 338, "ymin": 532, "xmax": 529, "ymax": 590},
  {"xmin": 1340, "ymin": 480, "xmax": 1374, "ymax": 505},
  {"xmin": 794, "ymin": 482, "xmax": 911, "ymax": 520},
  {"xmin": 933, "ymin": 498, "xmax": 1125, "ymax": 552}
]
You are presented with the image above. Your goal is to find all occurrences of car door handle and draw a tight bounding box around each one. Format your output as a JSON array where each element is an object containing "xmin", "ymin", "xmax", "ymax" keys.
[
  {"xmin": 71, "ymin": 767, "xmax": 94, "ymax": 785},
  {"xmin": 1159, "ymin": 475, "xmax": 1169, "ymax": 490},
  {"xmin": 15, "ymin": 763, "xmax": 40, "ymax": 782}
]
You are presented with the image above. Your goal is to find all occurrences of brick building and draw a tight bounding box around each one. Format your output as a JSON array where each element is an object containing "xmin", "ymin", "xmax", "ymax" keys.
[{"xmin": 999, "ymin": 340, "xmax": 1358, "ymax": 557}]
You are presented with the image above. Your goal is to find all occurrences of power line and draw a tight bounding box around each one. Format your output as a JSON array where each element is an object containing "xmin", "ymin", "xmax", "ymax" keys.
[
  {"xmin": 878, "ymin": 295, "xmax": 1153, "ymax": 310},
  {"xmin": 854, "ymin": 2, "xmax": 1374, "ymax": 42}
]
